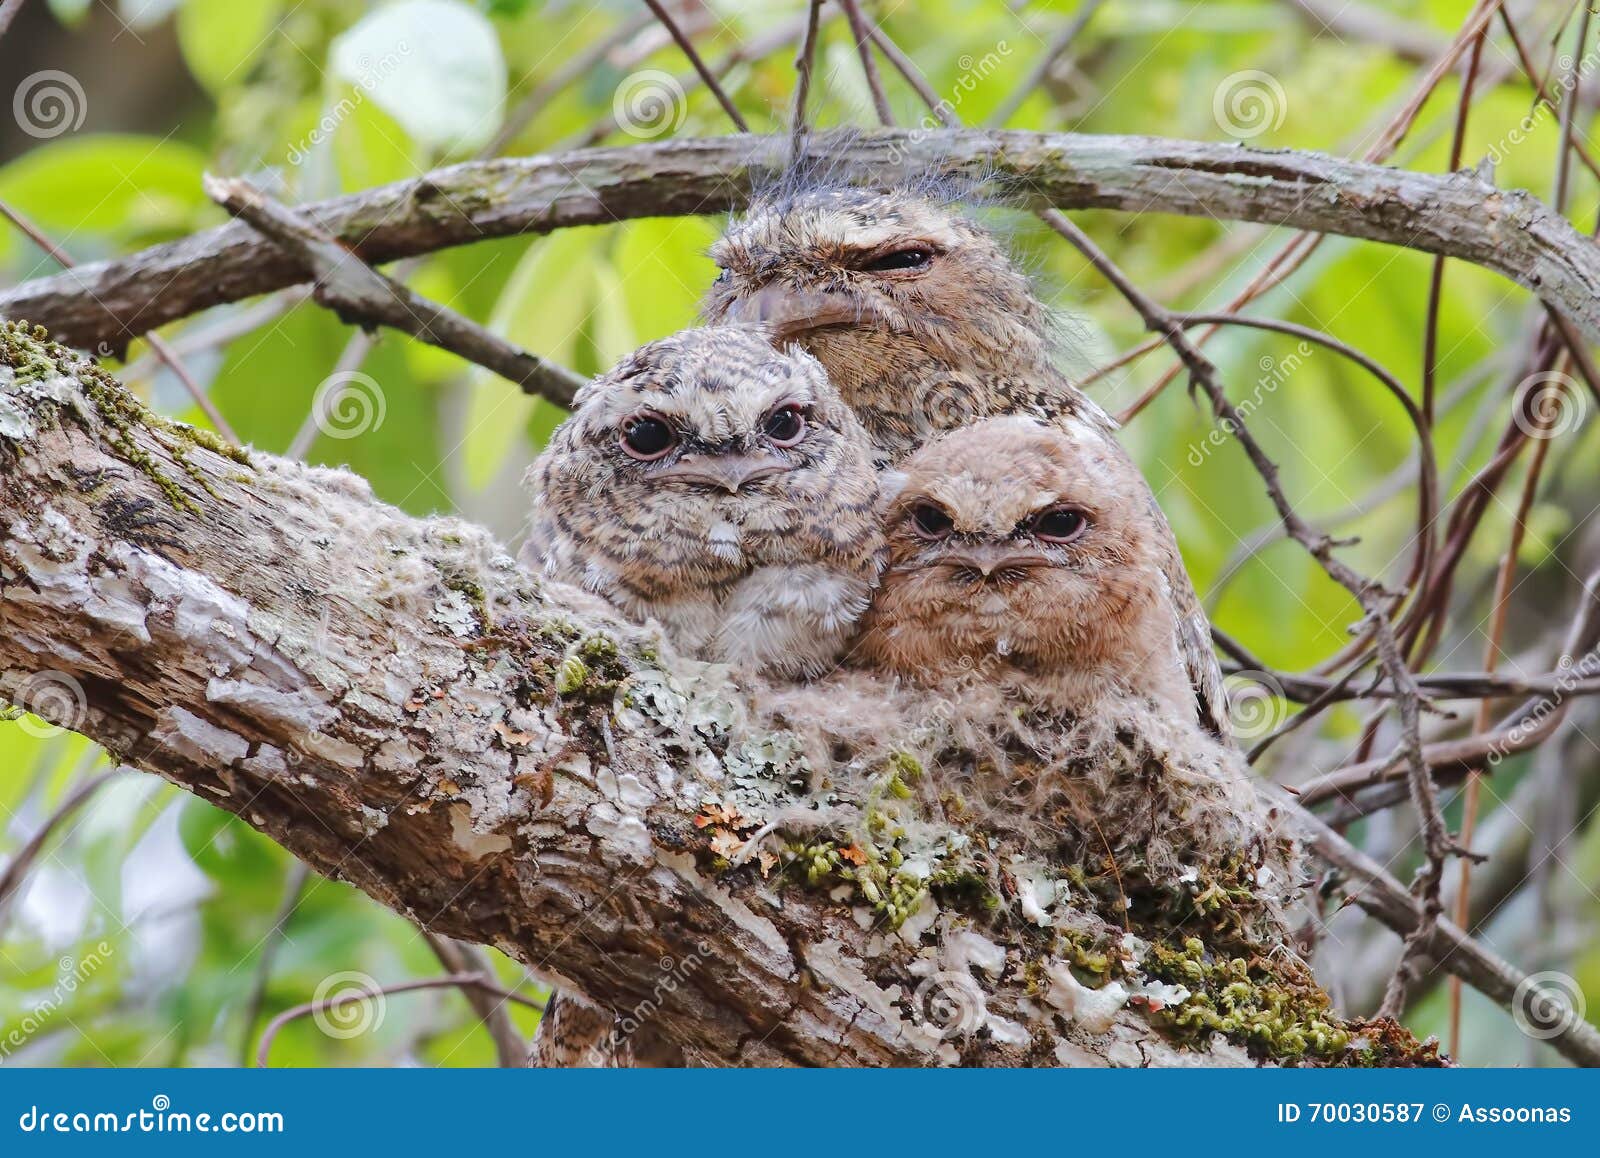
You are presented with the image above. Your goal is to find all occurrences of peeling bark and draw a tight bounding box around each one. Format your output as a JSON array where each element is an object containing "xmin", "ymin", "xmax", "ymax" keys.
[{"xmin": 4, "ymin": 130, "xmax": 1599, "ymax": 355}]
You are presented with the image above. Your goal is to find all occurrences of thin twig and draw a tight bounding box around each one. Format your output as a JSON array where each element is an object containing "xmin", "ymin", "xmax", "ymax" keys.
[
  {"xmin": 836, "ymin": 0, "xmax": 895, "ymax": 124},
  {"xmin": 237, "ymin": 861, "xmax": 312, "ymax": 1067},
  {"xmin": 1448, "ymin": 427, "xmax": 1550, "ymax": 1054},
  {"xmin": 790, "ymin": 0, "xmax": 825, "ymax": 163},
  {"xmin": 987, "ymin": 0, "xmax": 1107, "ymax": 126},
  {"xmin": 1420, "ymin": 13, "xmax": 1487, "ymax": 429},
  {"xmin": 254, "ymin": 972, "xmax": 545, "ymax": 1067},
  {"xmin": 0, "ymin": 768, "xmax": 117, "ymax": 917},
  {"xmin": 641, "ymin": 0, "xmax": 750, "ymax": 131},
  {"xmin": 425, "ymin": 933, "xmax": 529, "ymax": 1068}
]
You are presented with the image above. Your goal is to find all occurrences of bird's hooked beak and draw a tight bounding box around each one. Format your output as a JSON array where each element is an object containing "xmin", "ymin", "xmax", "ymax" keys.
[
  {"xmin": 723, "ymin": 286, "xmax": 881, "ymax": 341},
  {"xmin": 937, "ymin": 543, "xmax": 1053, "ymax": 578},
  {"xmin": 653, "ymin": 451, "xmax": 791, "ymax": 493}
]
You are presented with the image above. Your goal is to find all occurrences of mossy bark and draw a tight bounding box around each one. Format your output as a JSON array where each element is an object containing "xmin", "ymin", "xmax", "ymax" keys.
[{"xmin": 0, "ymin": 324, "xmax": 1433, "ymax": 1067}]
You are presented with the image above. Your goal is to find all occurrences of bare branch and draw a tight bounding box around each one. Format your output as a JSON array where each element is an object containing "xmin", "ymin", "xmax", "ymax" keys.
[
  {"xmin": 255, "ymin": 973, "xmax": 543, "ymax": 1068},
  {"xmin": 202, "ymin": 175, "xmax": 583, "ymax": 407},
  {"xmin": 642, "ymin": 0, "xmax": 750, "ymax": 132},
  {"xmin": 837, "ymin": 0, "xmax": 895, "ymax": 125},
  {"xmin": 8, "ymin": 132, "xmax": 1598, "ymax": 360}
]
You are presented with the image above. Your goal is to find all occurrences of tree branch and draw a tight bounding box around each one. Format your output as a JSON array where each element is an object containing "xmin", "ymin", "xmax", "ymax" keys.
[
  {"xmin": 4, "ymin": 325, "xmax": 1319, "ymax": 1068},
  {"xmin": 6, "ymin": 131, "xmax": 1600, "ymax": 355},
  {"xmin": 202, "ymin": 175, "xmax": 583, "ymax": 406}
]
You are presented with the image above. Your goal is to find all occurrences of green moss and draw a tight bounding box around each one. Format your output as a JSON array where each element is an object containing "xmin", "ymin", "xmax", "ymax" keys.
[
  {"xmin": 1138, "ymin": 935, "xmax": 1355, "ymax": 1062},
  {"xmin": 554, "ymin": 656, "xmax": 589, "ymax": 696},
  {"xmin": 1031, "ymin": 852, "xmax": 1443, "ymax": 1066},
  {"xmin": 441, "ymin": 572, "xmax": 489, "ymax": 624},
  {"xmin": 782, "ymin": 836, "xmax": 934, "ymax": 929},
  {"xmin": 544, "ymin": 634, "xmax": 630, "ymax": 702},
  {"xmin": 1, "ymin": 320, "xmax": 251, "ymax": 515}
]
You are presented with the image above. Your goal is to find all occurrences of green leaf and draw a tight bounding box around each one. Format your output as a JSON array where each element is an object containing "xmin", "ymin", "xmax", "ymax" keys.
[
  {"xmin": 46, "ymin": 0, "xmax": 92, "ymax": 22},
  {"xmin": 329, "ymin": 0, "xmax": 506, "ymax": 155},
  {"xmin": 177, "ymin": 0, "xmax": 283, "ymax": 94},
  {"xmin": 589, "ymin": 261, "xmax": 636, "ymax": 368},
  {"xmin": 0, "ymin": 135, "xmax": 210, "ymax": 269},
  {"xmin": 611, "ymin": 217, "xmax": 720, "ymax": 341},
  {"xmin": 462, "ymin": 230, "xmax": 597, "ymax": 490}
]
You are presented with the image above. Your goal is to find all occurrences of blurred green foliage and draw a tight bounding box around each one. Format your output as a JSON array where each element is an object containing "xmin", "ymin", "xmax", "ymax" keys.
[{"xmin": 2, "ymin": 0, "xmax": 1598, "ymax": 1066}]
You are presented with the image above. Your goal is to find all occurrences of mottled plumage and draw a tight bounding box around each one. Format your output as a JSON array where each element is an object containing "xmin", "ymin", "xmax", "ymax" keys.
[
  {"xmin": 525, "ymin": 326, "xmax": 886, "ymax": 678},
  {"xmin": 704, "ymin": 184, "xmax": 1229, "ymax": 737},
  {"xmin": 854, "ymin": 416, "xmax": 1194, "ymax": 721}
]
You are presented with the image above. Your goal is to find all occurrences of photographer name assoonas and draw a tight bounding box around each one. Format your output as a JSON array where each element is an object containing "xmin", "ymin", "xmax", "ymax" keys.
[{"xmin": 1456, "ymin": 1104, "xmax": 1572, "ymax": 1124}]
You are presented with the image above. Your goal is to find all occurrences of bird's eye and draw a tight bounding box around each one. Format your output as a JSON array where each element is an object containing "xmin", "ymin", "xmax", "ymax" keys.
[
  {"xmin": 714, "ymin": 267, "xmax": 731, "ymax": 284},
  {"xmin": 762, "ymin": 404, "xmax": 808, "ymax": 447},
  {"xmin": 862, "ymin": 246, "xmax": 934, "ymax": 273},
  {"xmin": 910, "ymin": 503, "xmax": 954, "ymax": 539},
  {"xmin": 1029, "ymin": 506, "xmax": 1088, "ymax": 543},
  {"xmin": 619, "ymin": 413, "xmax": 676, "ymax": 461}
]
